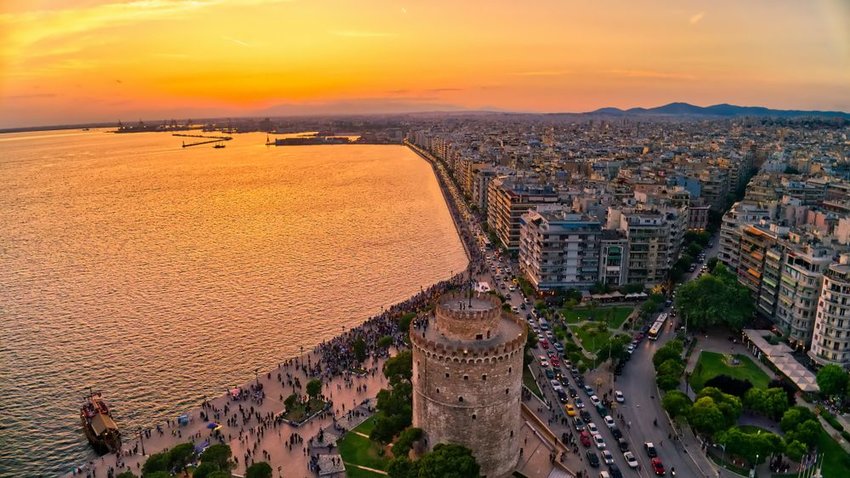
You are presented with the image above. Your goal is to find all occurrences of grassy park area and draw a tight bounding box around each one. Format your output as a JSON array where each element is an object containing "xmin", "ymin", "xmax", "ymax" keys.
[
  {"xmin": 562, "ymin": 306, "xmax": 633, "ymax": 329},
  {"xmin": 523, "ymin": 366, "xmax": 544, "ymax": 399},
  {"xmin": 688, "ymin": 351, "xmax": 771, "ymax": 392},
  {"xmin": 337, "ymin": 417, "xmax": 388, "ymax": 475},
  {"xmin": 281, "ymin": 397, "xmax": 328, "ymax": 423}
]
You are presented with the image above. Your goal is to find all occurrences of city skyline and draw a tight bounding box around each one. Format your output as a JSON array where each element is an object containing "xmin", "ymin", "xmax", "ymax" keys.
[{"xmin": 2, "ymin": 0, "xmax": 849, "ymax": 128}]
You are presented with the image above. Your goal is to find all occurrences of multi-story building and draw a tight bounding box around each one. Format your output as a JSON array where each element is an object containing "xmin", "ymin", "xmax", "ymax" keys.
[
  {"xmin": 487, "ymin": 178, "xmax": 558, "ymax": 250},
  {"xmin": 736, "ymin": 224, "xmax": 786, "ymax": 315},
  {"xmin": 719, "ymin": 201, "xmax": 777, "ymax": 271},
  {"xmin": 518, "ymin": 208, "xmax": 601, "ymax": 290},
  {"xmin": 609, "ymin": 207, "xmax": 677, "ymax": 286},
  {"xmin": 688, "ymin": 203, "xmax": 711, "ymax": 231},
  {"xmin": 599, "ymin": 229, "xmax": 629, "ymax": 287},
  {"xmin": 473, "ymin": 166, "xmax": 511, "ymax": 216},
  {"xmin": 809, "ymin": 256, "xmax": 850, "ymax": 367},
  {"xmin": 775, "ymin": 245, "xmax": 833, "ymax": 350}
]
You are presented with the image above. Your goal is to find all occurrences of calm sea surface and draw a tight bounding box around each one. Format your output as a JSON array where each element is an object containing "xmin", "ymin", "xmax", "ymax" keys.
[{"xmin": 0, "ymin": 130, "xmax": 467, "ymax": 477}]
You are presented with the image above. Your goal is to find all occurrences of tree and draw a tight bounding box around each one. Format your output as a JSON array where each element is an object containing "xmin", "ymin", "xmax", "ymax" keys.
[
  {"xmin": 658, "ymin": 359, "xmax": 685, "ymax": 378},
  {"xmin": 192, "ymin": 462, "xmax": 218, "ymax": 478},
  {"xmin": 416, "ymin": 443, "xmax": 480, "ymax": 478},
  {"xmin": 817, "ymin": 364, "xmax": 849, "ymax": 397},
  {"xmin": 398, "ymin": 312, "xmax": 416, "ymax": 335},
  {"xmin": 525, "ymin": 329, "xmax": 538, "ymax": 350},
  {"xmin": 393, "ymin": 427, "xmax": 424, "ymax": 458},
  {"xmin": 168, "ymin": 442, "xmax": 196, "ymax": 472},
  {"xmin": 781, "ymin": 406, "xmax": 818, "ymax": 433},
  {"xmin": 383, "ymin": 350, "xmax": 413, "ymax": 385},
  {"xmin": 762, "ymin": 388, "xmax": 791, "ymax": 420},
  {"xmin": 707, "ymin": 257, "xmax": 719, "ymax": 273},
  {"xmin": 785, "ymin": 419, "xmax": 821, "ymax": 449},
  {"xmin": 688, "ymin": 397, "xmax": 726, "ymax": 436},
  {"xmin": 608, "ymin": 335, "xmax": 631, "ymax": 362},
  {"xmin": 200, "ymin": 444, "xmax": 233, "ymax": 471},
  {"xmin": 768, "ymin": 378, "xmax": 797, "ymax": 406},
  {"xmin": 143, "ymin": 472, "xmax": 170, "ymax": 478},
  {"xmin": 141, "ymin": 452, "xmax": 169, "ymax": 475},
  {"xmin": 652, "ymin": 340, "xmax": 683, "ymax": 370},
  {"xmin": 284, "ymin": 393, "xmax": 298, "ymax": 411},
  {"xmin": 306, "ymin": 378, "xmax": 323, "ymax": 399},
  {"xmin": 207, "ymin": 472, "xmax": 232, "ymax": 478},
  {"xmin": 377, "ymin": 335, "xmax": 394, "ymax": 349},
  {"xmin": 246, "ymin": 461, "xmax": 273, "ymax": 478},
  {"xmin": 352, "ymin": 337, "xmax": 368, "ymax": 364},
  {"xmin": 387, "ymin": 456, "xmax": 418, "ymax": 478},
  {"xmin": 662, "ymin": 390, "xmax": 693, "ymax": 418},
  {"xmin": 784, "ymin": 439, "xmax": 807, "ymax": 462},
  {"xmin": 674, "ymin": 269, "xmax": 753, "ymax": 330}
]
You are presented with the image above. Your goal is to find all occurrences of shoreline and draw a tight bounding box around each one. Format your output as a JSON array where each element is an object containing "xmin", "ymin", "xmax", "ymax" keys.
[{"xmin": 64, "ymin": 143, "xmax": 478, "ymax": 478}]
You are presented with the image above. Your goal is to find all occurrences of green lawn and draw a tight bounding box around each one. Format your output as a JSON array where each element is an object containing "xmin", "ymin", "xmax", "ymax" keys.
[
  {"xmin": 574, "ymin": 323, "xmax": 612, "ymax": 354},
  {"xmin": 818, "ymin": 427, "xmax": 850, "ymax": 478},
  {"xmin": 338, "ymin": 416, "xmax": 389, "ymax": 471},
  {"xmin": 523, "ymin": 365, "xmax": 544, "ymax": 400},
  {"xmin": 688, "ymin": 352, "xmax": 772, "ymax": 392},
  {"xmin": 281, "ymin": 397, "xmax": 328, "ymax": 423},
  {"xmin": 562, "ymin": 306, "xmax": 633, "ymax": 329}
]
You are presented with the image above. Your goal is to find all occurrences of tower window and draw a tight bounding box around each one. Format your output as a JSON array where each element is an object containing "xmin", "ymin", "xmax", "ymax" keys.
[
  {"xmin": 476, "ymin": 333, "xmax": 483, "ymax": 340},
  {"xmin": 445, "ymin": 372, "xmax": 449, "ymax": 378},
  {"xmin": 482, "ymin": 374, "xmax": 487, "ymax": 381},
  {"xmin": 472, "ymin": 414, "xmax": 477, "ymax": 419},
  {"xmin": 458, "ymin": 396, "xmax": 464, "ymax": 402},
  {"xmin": 464, "ymin": 375, "xmax": 469, "ymax": 381}
]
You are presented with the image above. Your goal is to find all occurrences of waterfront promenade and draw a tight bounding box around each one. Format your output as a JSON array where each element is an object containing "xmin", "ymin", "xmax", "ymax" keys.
[{"xmin": 66, "ymin": 146, "xmax": 478, "ymax": 478}]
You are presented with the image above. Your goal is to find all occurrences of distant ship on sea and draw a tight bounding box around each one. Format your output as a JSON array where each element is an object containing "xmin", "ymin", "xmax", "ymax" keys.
[
  {"xmin": 80, "ymin": 391, "xmax": 121, "ymax": 454},
  {"xmin": 213, "ymin": 143, "xmax": 226, "ymax": 148}
]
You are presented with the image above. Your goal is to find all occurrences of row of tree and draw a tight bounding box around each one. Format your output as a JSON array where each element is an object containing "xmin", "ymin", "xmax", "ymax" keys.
[
  {"xmin": 371, "ymin": 350, "xmax": 414, "ymax": 443},
  {"xmin": 652, "ymin": 339, "xmax": 685, "ymax": 391},
  {"xmin": 117, "ymin": 442, "xmax": 272, "ymax": 478},
  {"xmin": 387, "ymin": 443, "xmax": 480, "ymax": 478}
]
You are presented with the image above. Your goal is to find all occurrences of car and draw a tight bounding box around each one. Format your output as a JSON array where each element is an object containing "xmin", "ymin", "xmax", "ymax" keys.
[
  {"xmin": 587, "ymin": 421, "xmax": 599, "ymax": 433},
  {"xmin": 651, "ymin": 457, "xmax": 665, "ymax": 476},
  {"xmin": 565, "ymin": 404, "xmax": 577, "ymax": 416},
  {"xmin": 623, "ymin": 451, "xmax": 639, "ymax": 469},
  {"xmin": 593, "ymin": 433, "xmax": 606, "ymax": 449},
  {"xmin": 580, "ymin": 410, "xmax": 592, "ymax": 422},
  {"xmin": 511, "ymin": 305, "xmax": 519, "ymax": 313},
  {"xmin": 610, "ymin": 426, "xmax": 623, "ymax": 440},
  {"xmin": 545, "ymin": 331, "xmax": 554, "ymax": 339},
  {"xmin": 540, "ymin": 339, "xmax": 549, "ymax": 349},
  {"xmin": 550, "ymin": 356, "xmax": 560, "ymax": 367},
  {"xmin": 568, "ymin": 386, "xmax": 578, "ymax": 398},
  {"xmin": 580, "ymin": 430, "xmax": 592, "ymax": 447},
  {"xmin": 626, "ymin": 344, "xmax": 635, "ymax": 354},
  {"xmin": 644, "ymin": 442, "xmax": 658, "ymax": 458},
  {"xmin": 557, "ymin": 390, "xmax": 568, "ymax": 404},
  {"xmin": 586, "ymin": 450, "xmax": 600, "ymax": 467},
  {"xmin": 573, "ymin": 417, "xmax": 586, "ymax": 431},
  {"xmin": 554, "ymin": 342, "xmax": 564, "ymax": 353},
  {"xmin": 601, "ymin": 450, "xmax": 614, "ymax": 465},
  {"xmin": 617, "ymin": 437, "xmax": 629, "ymax": 452},
  {"xmin": 584, "ymin": 385, "xmax": 594, "ymax": 395},
  {"xmin": 590, "ymin": 395, "xmax": 601, "ymax": 407},
  {"xmin": 615, "ymin": 391, "xmax": 625, "ymax": 403},
  {"xmin": 551, "ymin": 379, "xmax": 563, "ymax": 391},
  {"xmin": 540, "ymin": 359, "xmax": 549, "ymax": 368},
  {"xmin": 575, "ymin": 398, "xmax": 585, "ymax": 408},
  {"xmin": 603, "ymin": 415, "xmax": 615, "ymax": 428},
  {"xmin": 544, "ymin": 368, "xmax": 555, "ymax": 379},
  {"xmin": 599, "ymin": 472, "xmax": 611, "ymax": 478},
  {"xmin": 608, "ymin": 463, "xmax": 623, "ymax": 478},
  {"xmin": 596, "ymin": 402, "xmax": 608, "ymax": 415}
]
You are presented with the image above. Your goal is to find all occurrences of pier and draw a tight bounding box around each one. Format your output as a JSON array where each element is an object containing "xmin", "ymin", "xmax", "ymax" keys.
[{"xmin": 173, "ymin": 133, "xmax": 233, "ymax": 148}]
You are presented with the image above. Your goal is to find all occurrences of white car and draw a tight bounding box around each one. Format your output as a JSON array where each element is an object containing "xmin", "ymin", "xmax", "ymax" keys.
[
  {"xmin": 589, "ymin": 395, "xmax": 601, "ymax": 407},
  {"xmin": 593, "ymin": 433, "xmax": 606, "ymax": 449},
  {"xmin": 540, "ymin": 359, "xmax": 549, "ymax": 368},
  {"xmin": 604, "ymin": 415, "xmax": 616, "ymax": 428},
  {"xmin": 587, "ymin": 422, "xmax": 599, "ymax": 434},
  {"xmin": 615, "ymin": 391, "xmax": 625, "ymax": 403},
  {"xmin": 551, "ymin": 379, "xmax": 563, "ymax": 391},
  {"xmin": 624, "ymin": 451, "xmax": 639, "ymax": 468},
  {"xmin": 601, "ymin": 449, "xmax": 614, "ymax": 465}
]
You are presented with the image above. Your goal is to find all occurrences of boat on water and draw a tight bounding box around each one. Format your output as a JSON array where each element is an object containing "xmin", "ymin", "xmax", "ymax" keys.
[
  {"xmin": 80, "ymin": 391, "xmax": 121, "ymax": 454},
  {"xmin": 213, "ymin": 143, "xmax": 226, "ymax": 148}
]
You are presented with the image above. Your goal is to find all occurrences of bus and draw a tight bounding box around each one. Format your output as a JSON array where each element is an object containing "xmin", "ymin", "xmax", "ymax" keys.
[{"xmin": 648, "ymin": 313, "xmax": 668, "ymax": 340}]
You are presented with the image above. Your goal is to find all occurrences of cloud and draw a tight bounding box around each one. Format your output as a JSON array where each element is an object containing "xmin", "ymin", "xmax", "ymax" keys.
[
  {"xmin": 607, "ymin": 69, "xmax": 695, "ymax": 80},
  {"xmin": 690, "ymin": 12, "xmax": 705, "ymax": 24},
  {"xmin": 222, "ymin": 36, "xmax": 252, "ymax": 47},
  {"xmin": 4, "ymin": 93, "xmax": 56, "ymax": 100},
  {"xmin": 510, "ymin": 70, "xmax": 570, "ymax": 77},
  {"xmin": 331, "ymin": 30, "xmax": 396, "ymax": 38}
]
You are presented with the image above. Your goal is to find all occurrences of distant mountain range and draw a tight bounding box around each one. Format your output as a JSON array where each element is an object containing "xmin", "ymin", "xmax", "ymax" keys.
[{"xmin": 584, "ymin": 102, "xmax": 850, "ymax": 118}]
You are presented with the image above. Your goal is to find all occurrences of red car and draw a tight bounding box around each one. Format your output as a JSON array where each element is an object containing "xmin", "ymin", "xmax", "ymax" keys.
[
  {"xmin": 580, "ymin": 430, "xmax": 591, "ymax": 447},
  {"xmin": 651, "ymin": 457, "xmax": 665, "ymax": 476},
  {"xmin": 550, "ymin": 356, "xmax": 560, "ymax": 367},
  {"xmin": 540, "ymin": 338, "xmax": 549, "ymax": 349}
]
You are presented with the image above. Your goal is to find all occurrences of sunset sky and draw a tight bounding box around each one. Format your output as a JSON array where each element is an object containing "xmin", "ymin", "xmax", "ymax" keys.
[{"xmin": 1, "ymin": 0, "xmax": 848, "ymax": 127}]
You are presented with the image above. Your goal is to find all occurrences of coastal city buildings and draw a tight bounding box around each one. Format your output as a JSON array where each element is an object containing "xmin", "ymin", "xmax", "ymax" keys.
[{"xmin": 810, "ymin": 256, "xmax": 850, "ymax": 366}]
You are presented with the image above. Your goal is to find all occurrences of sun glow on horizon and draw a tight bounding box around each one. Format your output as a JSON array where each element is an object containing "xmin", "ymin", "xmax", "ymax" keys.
[{"xmin": 1, "ymin": 0, "xmax": 848, "ymax": 127}]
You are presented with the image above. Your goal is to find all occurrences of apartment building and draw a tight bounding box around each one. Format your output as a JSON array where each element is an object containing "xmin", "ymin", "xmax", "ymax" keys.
[
  {"xmin": 599, "ymin": 229, "xmax": 629, "ymax": 287},
  {"xmin": 718, "ymin": 201, "xmax": 777, "ymax": 271},
  {"xmin": 487, "ymin": 178, "xmax": 558, "ymax": 250},
  {"xmin": 518, "ymin": 208, "xmax": 601, "ymax": 290},
  {"xmin": 810, "ymin": 256, "xmax": 850, "ymax": 367},
  {"xmin": 775, "ymin": 245, "xmax": 833, "ymax": 349}
]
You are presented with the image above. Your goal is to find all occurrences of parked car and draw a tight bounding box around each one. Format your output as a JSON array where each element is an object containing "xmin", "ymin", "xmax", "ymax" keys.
[
  {"xmin": 644, "ymin": 442, "xmax": 658, "ymax": 458},
  {"xmin": 603, "ymin": 415, "xmax": 615, "ymax": 428},
  {"xmin": 586, "ymin": 451, "xmax": 600, "ymax": 468},
  {"xmin": 617, "ymin": 437, "xmax": 629, "ymax": 452},
  {"xmin": 601, "ymin": 450, "xmax": 614, "ymax": 465},
  {"xmin": 587, "ymin": 422, "xmax": 599, "ymax": 434},
  {"xmin": 611, "ymin": 426, "xmax": 623, "ymax": 440},
  {"xmin": 584, "ymin": 385, "xmax": 594, "ymax": 395},
  {"xmin": 590, "ymin": 395, "xmax": 602, "ymax": 407},
  {"xmin": 615, "ymin": 391, "xmax": 625, "ymax": 403},
  {"xmin": 580, "ymin": 410, "xmax": 592, "ymax": 422},
  {"xmin": 593, "ymin": 433, "xmax": 606, "ymax": 449},
  {"xmin": 580, "ymin": 430, "xmax": 592, "ymax": 447},
  {"xmin": 608, "ymin": 463, "xmax": 624, "ymax": 478},
  {"xmin": 565, "ymin": 404, "xmax": 577, "ymax": 416},
  {"xmin": 573, "ymin": 416, "xmax": 585, "ymax": 431}
]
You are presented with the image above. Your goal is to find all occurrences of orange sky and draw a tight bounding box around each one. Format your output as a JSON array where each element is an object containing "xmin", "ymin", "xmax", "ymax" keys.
[{"xmin": 1, "ymin": 0, "xmax": 848, "ymax": 127}]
